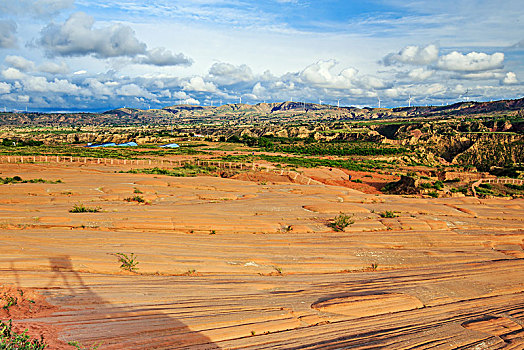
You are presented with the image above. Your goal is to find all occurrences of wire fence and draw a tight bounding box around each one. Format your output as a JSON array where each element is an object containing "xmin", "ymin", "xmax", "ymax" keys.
[
  {"xmin": 0, "ymin": 155, "xmax": 322, "ymax": 186},
  {"xmin": 471, "ymin": 177, "xmax": 524, "ymax": 197}
]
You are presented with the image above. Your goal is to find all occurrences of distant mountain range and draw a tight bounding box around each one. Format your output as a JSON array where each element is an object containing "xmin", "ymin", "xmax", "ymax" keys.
[
  {"xmin": 1, "ymin": 98, "xmax": 522, "ymax": 126},
  {"xmin": 103, "ymin": 97, "xmax": 524, "ymax": 119}
]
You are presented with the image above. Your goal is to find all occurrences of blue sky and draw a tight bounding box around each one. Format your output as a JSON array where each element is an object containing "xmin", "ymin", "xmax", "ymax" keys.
[{"xmin": 0, "ymin": 0, "xmax": 522, "ymax": 111}]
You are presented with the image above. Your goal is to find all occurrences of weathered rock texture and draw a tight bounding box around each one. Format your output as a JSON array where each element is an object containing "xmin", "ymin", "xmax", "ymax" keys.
[{"xmin": 0, "ymin": 161, "xmax": 523, "ymax": 348}]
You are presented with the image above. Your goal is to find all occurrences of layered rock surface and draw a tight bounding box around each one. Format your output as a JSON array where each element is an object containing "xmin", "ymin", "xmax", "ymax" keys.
[{"xmin": 0, "ymin": 162, "xmax": 523, "ymax": 348}]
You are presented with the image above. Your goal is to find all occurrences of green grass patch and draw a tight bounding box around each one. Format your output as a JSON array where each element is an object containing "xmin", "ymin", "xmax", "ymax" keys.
[
  {"xmin": 220, "ymin": 154, "xmax": 394, "ymax": 171},
  {"xmin": 379, "ymin": 211, "xmax": 398, "ymax": 218},
  {"xmin": 505, "ymin": 183, "xmax": 524, "ymax": 191},
  {"xmin": 0, "ymin": 176, "xmax": 61, "ymax": 184},
  {"xmin": 0, "ymin": 144, "xmax": 206, "ymax": 160},
  {"xmin": 69, "ymin": 204, "xmax": 101, "ymax": 213},
  {"xmin": 124, "ymin": 164, "xmax": 218, "ymax": 177}
]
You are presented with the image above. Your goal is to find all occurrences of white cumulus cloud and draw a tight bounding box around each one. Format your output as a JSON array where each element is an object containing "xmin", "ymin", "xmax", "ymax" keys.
[
  {"xmin": 38, "ymin": 61, "xmax": 70, "ymax": 74},
  {"xmin": 382, "ymin": 44, "xmax": 439, "ymax": 66},
  {"xmin": 23, "ymin": 76, "xmax": 80, "ymax": 94},
  {"xmin": 4, "ymin": 56, "xmax": 35, "ymax": 71},
  {"xmin": 408, "ymin": 68, "xmax": 434, "ymax": 81},
  {"xmin": 2, "ymin": 68, "xmax": 25, "ymax": 80},
  {"xmin": 209, "ymin": 63, "xmax": 254, "ymax": 85},
  {"xmin": 437, "ymin": 51, "xmax": 504, "ymax": 72},
  {"xmin": 502, "ymin": 72, "xmax": 518, "ymax": 85},
  {"xmin": 183, "ymin": 76, "xmax": 218, "ymax": 92},
  {"xmin": 83, "ymin": 78, "xmax": 115, "ymax": 96},
  {"xmin": 135, "ymin": 47, "xmax": 193, "ymax": 67},
  {"xmin": 116, "ymin": 83, "xmax": 154, "ymax": 98},
  {"xmin": 38, "ymin": 12, "xmax": 147, "ymax": 58},
  {"xmin": 300, "ymin": 60, "xmax": 356, "ymax": 89},
  {"xmin": 0, "ymin": 82, "xmax": 11, "ymax": 94}
]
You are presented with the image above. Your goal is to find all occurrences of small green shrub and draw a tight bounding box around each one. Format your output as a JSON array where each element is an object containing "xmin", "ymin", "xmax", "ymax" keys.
[
  {"xmin": 351, "ymin": 179, "xmax": 363, "ymax": 183},
  {"xmin": 450, "ymin": 186, "xmax": 469, "ymax": 195},
  {"xmin": 479, "ymin": 183, "xmax": 492, "ymax": 190},
  {"xmin": 380, "ymin": 211, "xmax": 398, "ymax": 218},
  {"xmin": 69, "ymin": 204, "xmax": 101, "ymax": 213},
  {"xmin": 124, "ymin": 195, "xmax": 145, "ymax": 203},
  {"xmin": 433, "ymin": 181, "xmax": 443, "ymax": 190},
  {"xmin": 0, "ymin": 319, "xmax": 47, "ymax": 350},
  {"xmin": 133, "ymin": 188, "xmax": 143, "ymax": 194},
  {"xmin": 427, "ymin": 190, "xmax": 439, "ymax": 198},
  {"xmin": 328, "ymin": 213, "xmax": 354, "ymax": 232},
  {"xmin": 113, "ymin": 253, "xmax": 139, "ymax": 272}
]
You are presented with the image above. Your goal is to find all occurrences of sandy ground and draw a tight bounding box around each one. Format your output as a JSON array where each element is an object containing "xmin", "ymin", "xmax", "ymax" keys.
[{"xmin": 1, "ymin": 161, "xmax": 524, "ymax": 349}]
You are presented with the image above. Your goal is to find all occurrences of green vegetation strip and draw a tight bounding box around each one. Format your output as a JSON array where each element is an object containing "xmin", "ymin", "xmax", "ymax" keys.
[
  {"xmin": 270, "ymin": 143, "xmax": 408, "ymax": 156},
  {"xmin": 221, "ymin": 154, "xmax": 393, "ymax": 171},
  {"xmin": 123, "ymin": 164, "xmax": 218, "ymax": 177},
  {"xmin": 505, "ymin": 183, "xmax": 524, "ymax": 191},
  {"xmin": 0, "ymin": 176, "xmax": 61, "ymax": 184},
  {"xmin": 0, "ymin": 144, "xmax": 205, "ymax": 159}
]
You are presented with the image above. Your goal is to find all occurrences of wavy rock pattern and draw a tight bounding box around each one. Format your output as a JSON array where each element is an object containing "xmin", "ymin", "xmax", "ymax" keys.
[{"xmin": 0, "ymin": 162, "xmax": 523, "ymax": 348}]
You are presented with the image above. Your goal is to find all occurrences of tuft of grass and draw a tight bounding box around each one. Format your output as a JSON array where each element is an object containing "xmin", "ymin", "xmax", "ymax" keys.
[
  {"xmin": 379, "ymin": 211, "xmax": 398, "ymax": 218},
  {"xmin": 274, "ymin": 266, "xmax": 283, "ymax": 275},
  {"xmin": 113, "ymin": 252, "xmax": 139, "ymax": 272},
  {"xmin": 1, "ymin": 293, "xmax": 18, "ymax": 312},
  {"xmin": 124, "ymin": 195, "xmax": 145, "ymax": 203},
  {"xmin": 209, "ymin": 230, "xmax": 216, "ymax": 235},
  {"xmin": 0, "ymin": 319, "xmax": 47, "ymax": 350},
  {"xmin": 133, "ymin": 188, "xmax": 143, "ymax": 194},
  {"xmin": 69, "ymin": 204, "xmax": 101, "ymax": 213},
  {"xmin": 68, "ymin": 340, "xmax": 103, "ymax": 350},
  {"xmin": 328, "ymin": 213, "xmax": 354, "ymax": 232},
  {"xmin": 184, "ymin": 269, "xmax": 197, "ymax": 276},
  {"xmin": 370, "ymin": 263, "xmax": 378, "ymax": 271}
]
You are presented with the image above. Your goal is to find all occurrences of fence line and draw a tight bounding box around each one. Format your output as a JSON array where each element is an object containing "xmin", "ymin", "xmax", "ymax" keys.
[
  {"xmin": 471, "ymin": 177, "xmax": 524, "ymax": 197},
  {"xmin": 0, "ymin": 155, "xmax": 322, "ymax": 186}
]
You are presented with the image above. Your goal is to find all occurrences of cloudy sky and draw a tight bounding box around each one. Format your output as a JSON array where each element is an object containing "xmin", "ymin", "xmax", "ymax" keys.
[{"xmin": 0, "ymin": 0, "xmax": 523, "ymax": 111}]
